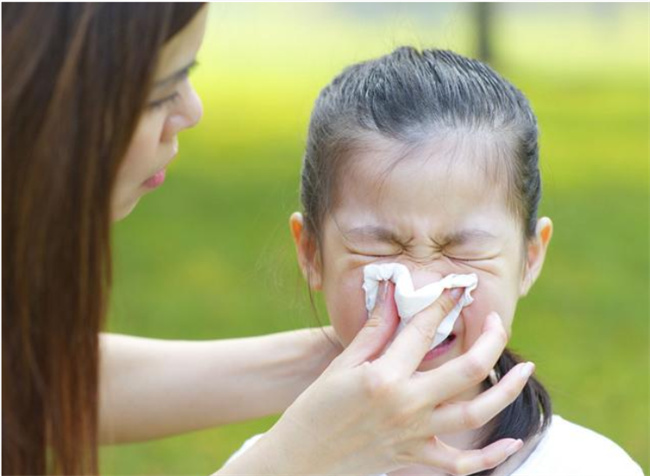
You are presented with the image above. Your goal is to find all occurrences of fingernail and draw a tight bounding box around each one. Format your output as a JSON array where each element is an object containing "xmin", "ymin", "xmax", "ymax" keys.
[
  {"xmin": 506, "ymin": 439, "xmax": 523, "ymax": 454},
  {"xmin": 519, "ymin": 362, "xmax": 535, "ymax": 378},
  {"xmin": 449, "ymin": 287, "xmax": 463, "ymax": 301}
]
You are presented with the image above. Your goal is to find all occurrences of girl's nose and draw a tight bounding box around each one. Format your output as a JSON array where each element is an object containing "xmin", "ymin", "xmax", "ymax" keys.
[{"xmin": 407, "ymin": 266, "xmax": 445, "ymax": 290}]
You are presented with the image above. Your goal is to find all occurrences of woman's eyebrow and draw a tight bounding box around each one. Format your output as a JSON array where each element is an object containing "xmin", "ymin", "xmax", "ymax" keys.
[{"xmin": 153, "ymin": 59, "xmax": 198, "ymax": 89}]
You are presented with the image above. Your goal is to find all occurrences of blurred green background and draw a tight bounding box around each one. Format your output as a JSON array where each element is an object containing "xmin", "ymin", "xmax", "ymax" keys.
[{"xmin": 101, "ymin": 3, "xmax": 649, "ymax": 475}]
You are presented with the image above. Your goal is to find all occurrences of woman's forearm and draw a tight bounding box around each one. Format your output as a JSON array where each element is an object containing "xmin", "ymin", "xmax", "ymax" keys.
[{"xmin": 98, "ymin": 328, "xmax": 340, "ymax": 444}]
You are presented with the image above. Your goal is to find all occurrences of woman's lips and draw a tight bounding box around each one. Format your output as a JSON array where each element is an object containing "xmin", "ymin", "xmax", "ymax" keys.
[
  {"xmin": 143, "ymin": 143, "xmax": 178, "ymax": 189},
  {"xmin": 143, "ymin": 168, "xmax": 166, "ymax": 189}
]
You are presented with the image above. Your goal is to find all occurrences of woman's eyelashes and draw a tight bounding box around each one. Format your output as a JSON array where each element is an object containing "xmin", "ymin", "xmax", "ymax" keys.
[
  {"xmin": 148, "ymin": 92, "xmax": 181, "ymax": 111},
  {"xmin": 147, "ymin": 65, "xmax": 197, "ymax": 112}
]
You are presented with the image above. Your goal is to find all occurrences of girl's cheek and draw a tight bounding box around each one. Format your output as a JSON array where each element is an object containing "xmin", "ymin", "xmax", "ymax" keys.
[
  {"xmin": 324, "ymin": 273, "xmax": 368, "ymax": 347},
  {"xmin": 461, "ymin": 283, "xmax": 517, "ymax": 352}
]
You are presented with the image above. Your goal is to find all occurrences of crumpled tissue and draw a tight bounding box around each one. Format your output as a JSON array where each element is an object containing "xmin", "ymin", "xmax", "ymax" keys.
[{"xmin": 363, "ymin": 263, "xmax": 478, "ymax": 349}]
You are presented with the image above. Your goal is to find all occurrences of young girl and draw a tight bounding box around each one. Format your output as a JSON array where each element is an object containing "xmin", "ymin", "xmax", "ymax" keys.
[{"xmin": 225, "ymin": 47, "xmax": 643, "ymax": 475}]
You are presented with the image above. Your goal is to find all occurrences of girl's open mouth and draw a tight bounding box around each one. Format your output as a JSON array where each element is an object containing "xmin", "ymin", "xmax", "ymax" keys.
[{"xmin": 422, "ymin": 333, "xmax": 457, "ymax": 361}]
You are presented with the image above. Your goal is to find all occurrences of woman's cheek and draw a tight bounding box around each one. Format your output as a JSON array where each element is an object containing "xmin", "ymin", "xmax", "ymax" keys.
[{"xmin": 120, "ymin": 117, "xmax": 164, "ymax": 183}]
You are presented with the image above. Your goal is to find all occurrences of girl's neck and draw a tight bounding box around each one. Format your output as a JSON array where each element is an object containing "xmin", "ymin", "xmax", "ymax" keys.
[
  {"xmin": 388, "ymin": 382, "xmax": 494, "ymax": 476},
  {"xmin": 387, "ymin": 408, "xmax": 545, "ymax": 476}
]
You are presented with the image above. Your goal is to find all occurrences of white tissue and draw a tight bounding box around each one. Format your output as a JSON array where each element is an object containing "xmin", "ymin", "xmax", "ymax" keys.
[{"xmin": 363, "ymin": 263, "xmax": 478, "ymax": 349}]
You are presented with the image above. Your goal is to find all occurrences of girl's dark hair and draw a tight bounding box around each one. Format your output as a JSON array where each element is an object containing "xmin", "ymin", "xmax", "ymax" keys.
[
  {"xmin": 299, "ymin": 46, "xmax": 551, "ymax": 475},
  {"xmin": 2, "ymin": 3, "xmax": 204, "ymax": 475}
]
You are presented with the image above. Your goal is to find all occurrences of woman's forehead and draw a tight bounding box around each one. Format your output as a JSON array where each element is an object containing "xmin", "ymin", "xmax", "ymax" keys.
[{"xmin": 152, "ymin": 6, "xmax": 208, "ymax": 84}]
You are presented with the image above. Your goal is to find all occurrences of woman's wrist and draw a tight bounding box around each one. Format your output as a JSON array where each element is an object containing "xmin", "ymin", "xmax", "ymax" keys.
[
  {"xmin": 213, "ymin": 329, "xmax": 343, "ymax": 475},
  {"xmin": 197, "ymin": 327, "xmax": 342, "ymax": 422},
  {"xmin": 260, "ymin": 327, "xmax": 342, "ymax": 405},
  {"xmin": 294, "ymin": 326, "xmax": 342, "ymax": 380}
]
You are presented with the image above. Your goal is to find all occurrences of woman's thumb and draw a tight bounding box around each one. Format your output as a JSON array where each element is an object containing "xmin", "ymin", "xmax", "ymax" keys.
[{"xmin": 336, "ymin": 281, "xmax": 399, "ymax": 367}]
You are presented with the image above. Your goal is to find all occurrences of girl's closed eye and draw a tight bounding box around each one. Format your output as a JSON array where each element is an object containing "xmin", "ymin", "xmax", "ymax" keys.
[
  {"xmin": 346, "ymin": 239, "xmax": 499, "ymax": 262},
  {"xmin": 445, "ymin": 252, "xmax": 498, "ymax": 262},
  {"xmin": 340, "ymin": 227, "xmax": 405, "ymax": 258},
  {"xmin": 443, "ymin": 249, "xmax": 503, "ymax": 276},
  {"xmin": 438, "ymin": 230, "xmax": 503, "ymax": 263},
  {"xmin": 443, "ymin": 246, "xmax": 503, "ymax": 264},
  {"xmin": 346, "ymin": 245, "xmax": 402, "ymax": 258}
]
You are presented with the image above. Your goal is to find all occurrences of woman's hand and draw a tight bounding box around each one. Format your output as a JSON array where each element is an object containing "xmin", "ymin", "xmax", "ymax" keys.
[{"xmin": 218, "ymin": 281, "xmax": 533, "ymax": 476}]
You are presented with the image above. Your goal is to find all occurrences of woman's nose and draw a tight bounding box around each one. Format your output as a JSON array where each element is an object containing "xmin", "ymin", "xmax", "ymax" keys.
[
  {"xmin": 163, "ymin": 86, "xmax": 203, "ymax": 139},
  {"xmin": 183, "ymin": 85, "xmax": 203, "ymax": 127}
]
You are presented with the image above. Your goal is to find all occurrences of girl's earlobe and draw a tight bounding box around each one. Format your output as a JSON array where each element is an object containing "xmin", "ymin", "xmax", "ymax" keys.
[
  {"xmin": 539, "ymin": 217, "xmax": 552, "ymax": 246},
  {"xmin": 519, "ymin": 217, "xmax": 553, "ymax": 297},
  {"xmin": 289, "ymin": 212, "xmax": 323, "ymax": 290},
  {"xmin": 289, "ymin": 212, "xmax": 304, "ymax": 247}
]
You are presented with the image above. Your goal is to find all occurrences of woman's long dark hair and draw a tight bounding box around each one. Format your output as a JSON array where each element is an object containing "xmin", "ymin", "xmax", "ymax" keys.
[{"xmin": 2, "ymin": 4, "xmax": 204, "ymax": 475}]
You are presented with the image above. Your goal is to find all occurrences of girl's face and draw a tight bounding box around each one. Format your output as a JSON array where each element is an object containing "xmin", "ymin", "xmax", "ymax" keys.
[
  {"xmin": 292, "ymin": 134, "xmax": 552, "ymax": 377},
  {"xmin": 111, "ymin": 6, "xmax": 208, "ymax": 221}
]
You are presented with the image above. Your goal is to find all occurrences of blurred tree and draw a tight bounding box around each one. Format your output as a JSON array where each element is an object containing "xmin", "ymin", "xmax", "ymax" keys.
[{"xmin": 475, "ymin": 2, "xmax": 493, "ymax": 63}]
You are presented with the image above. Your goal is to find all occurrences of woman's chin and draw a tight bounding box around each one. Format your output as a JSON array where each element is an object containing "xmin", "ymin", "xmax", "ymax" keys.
[{"xmin": 111, "ymin": 197, "xmax": 140, "ymax": 222}]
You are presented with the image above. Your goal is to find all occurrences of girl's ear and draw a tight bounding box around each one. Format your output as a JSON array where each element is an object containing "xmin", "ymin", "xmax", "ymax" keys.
[
  {"xmin": 289, "ymin": 212, "xmax": 323, "ymax": 290},
  {"xmin": 519, "ymin": 217, "xmax": 553, "ymax": 297}
]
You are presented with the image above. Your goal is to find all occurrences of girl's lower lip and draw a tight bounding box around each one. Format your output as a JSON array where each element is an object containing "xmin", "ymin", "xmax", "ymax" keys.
[
  {"xmin": 422, "ymin": 334, "xmax": 457, "ymax": 361},
  {"xmin": 143, "ymin": 169, "xmax": 166, "ymax": 189}
]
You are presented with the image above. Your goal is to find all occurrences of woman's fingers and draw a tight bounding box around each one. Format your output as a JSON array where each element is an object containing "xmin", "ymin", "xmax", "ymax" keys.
[
  {"xmin": 428, "ymin": 361, "xmax": 535, "ymax": 434},
  {"xmin": 416, "ymin": 312, "xmax": 509, "ymax": 402},
  {"xmin": 421, "ymin": 437, "xmax": 523, "ymax": 476},
  {"xmin": 336, "ymin": 281, "xmax": 400, "ymax": 368},
  {"xmin": 378, "ymin": 288, "xmax": 462, "ymax": 375}
]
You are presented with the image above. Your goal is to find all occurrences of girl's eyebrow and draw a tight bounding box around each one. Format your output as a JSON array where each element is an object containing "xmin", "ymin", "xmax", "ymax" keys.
[
  {"xmin": 342, "ymin": 225, "xmax": 399, "ymax": 243},
  {"xmin": 442, "ymin": 229, "xmax": 498, "ymax": 245},
  {"xmin": 153, "ymin": 59, "xmax": 198, "ymax": 89},
  {"xmin": 342, "ymin": 226, "xmax": 497, "ymax": 245}
]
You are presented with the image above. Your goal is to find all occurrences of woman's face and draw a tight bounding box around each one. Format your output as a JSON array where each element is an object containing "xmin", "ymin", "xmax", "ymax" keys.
[
  {"xmin": 111, "ymin": 6, "xmax": 208, "ymax": 221},
  {"xmin": 292, "ymin": 134, "xmax": 552, "ymax": 381}
]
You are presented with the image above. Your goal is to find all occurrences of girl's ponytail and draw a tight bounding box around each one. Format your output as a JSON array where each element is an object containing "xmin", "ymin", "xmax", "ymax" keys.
[{"xmin": 475, "ymin": 348, "xmax": 553, "ymax": 475}]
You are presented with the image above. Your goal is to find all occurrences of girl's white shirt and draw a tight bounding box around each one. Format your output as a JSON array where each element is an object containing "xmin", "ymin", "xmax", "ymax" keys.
[{"xmin": 223, "ymin": 414, "xmax": 644, "ymax": 476}]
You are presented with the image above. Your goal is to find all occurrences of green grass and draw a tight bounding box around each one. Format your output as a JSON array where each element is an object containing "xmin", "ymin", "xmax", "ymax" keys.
[{"xmin": 101, "ymin": 4, "xmax": 649, "ymax": 475}]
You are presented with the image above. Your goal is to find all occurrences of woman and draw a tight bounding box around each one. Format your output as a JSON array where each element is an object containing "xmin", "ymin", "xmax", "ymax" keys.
[{"xmin": 3, "ymin": 4, "xmax": 531, "ymax": 475}]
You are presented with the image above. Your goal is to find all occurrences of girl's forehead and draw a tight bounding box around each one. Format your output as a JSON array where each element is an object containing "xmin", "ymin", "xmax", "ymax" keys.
[{"xmin": 336, "ymin": 131, "xmax": 512, "ymax": 214}]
